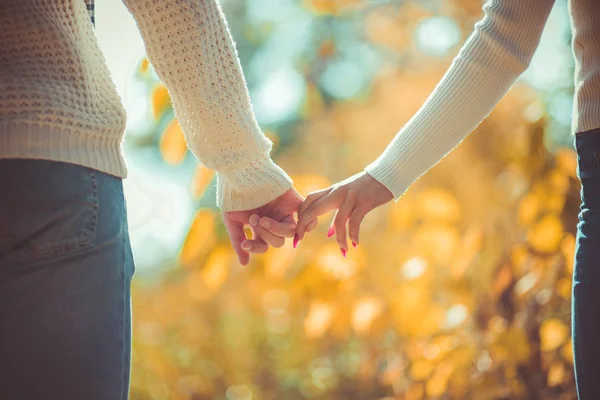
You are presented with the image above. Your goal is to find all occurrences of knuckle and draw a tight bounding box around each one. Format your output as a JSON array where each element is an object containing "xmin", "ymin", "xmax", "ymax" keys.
[{"xmin": 347, "ymin": 186, "xmax": 358, "ymax": 198}]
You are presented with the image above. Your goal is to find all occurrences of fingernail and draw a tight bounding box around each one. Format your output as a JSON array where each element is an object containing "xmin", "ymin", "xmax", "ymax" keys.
[
  {"xmin": 249, "ymin": 215, "xmax": 259, "ymax": 226},
  {"xmin": 242, "ymin": 243, "xmax": 252, "ymax": 251},
  {"xmin": 352, "ymin": 242, "xmax": 357, "ymax": 248},
  {"xmin": 293, "ymin": 234, "xmax": 299, "ymax": 248},
  {"xmin": 327, "ymin": 227, "xmax": 335, "ymax": 237},
  {"xmin": 340, "ymin": 248, "xmax": 347, "ymax": 258},
  {"xmin": 260, "ymin": 219, "xmax": 271, "ymax": 229}
]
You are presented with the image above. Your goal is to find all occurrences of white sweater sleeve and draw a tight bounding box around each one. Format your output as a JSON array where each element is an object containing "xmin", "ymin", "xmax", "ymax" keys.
[
  {"xmin": 122, "ymin": 0, "xmax": 292, "ymax": 211},
  {"xmin": 365, "ymin": 0, "xmax": 555, "ymax": 199}
]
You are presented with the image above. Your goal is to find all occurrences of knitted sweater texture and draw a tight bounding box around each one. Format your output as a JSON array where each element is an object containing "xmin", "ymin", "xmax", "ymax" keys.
[{"xmin": 0, "ymin": 0, "xmax": 292, "ymax": 211}]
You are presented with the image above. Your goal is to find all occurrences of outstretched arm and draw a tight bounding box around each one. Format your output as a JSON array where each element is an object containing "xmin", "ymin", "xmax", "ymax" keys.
[
  {"xmin": 365, "ymin": 0, "xmax": 556, "ymax": 198},
  {"xmin": 122, "ymin": 0, "xmax": 292, "ymax": 212},
  {"xmin": 296, "ymin": 0, "xmax": 556, "ymax": 252}
]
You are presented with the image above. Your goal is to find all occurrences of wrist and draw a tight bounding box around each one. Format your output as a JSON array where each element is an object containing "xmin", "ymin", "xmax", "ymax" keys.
[
  {"xmin": 217, "ymin": 156, "xmax": 293, "ymax": 212},
  {"xmin": 364, "ymin": 158, "xmax": 413, "ymax": 201}
]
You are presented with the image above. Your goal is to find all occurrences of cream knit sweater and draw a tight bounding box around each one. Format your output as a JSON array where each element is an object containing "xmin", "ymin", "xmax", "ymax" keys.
[
  {"xmin": 0, "ymin": 0, "xmax": 292, "ymax": 211},
  {"xmin": 1, "ymin": 1, "xmax": 599, "ymax": 211},
  {"xmin": 366, "ymin": 0, "xmax": 600, "ymax": 200}
]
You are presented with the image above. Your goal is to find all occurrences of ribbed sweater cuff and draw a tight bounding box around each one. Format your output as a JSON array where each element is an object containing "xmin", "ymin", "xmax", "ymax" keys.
[
  {"xmin": 217, "ymin": 155, "xmax": 293, "ymax": 212},
  {"xmin": 365, "ymin": 155, "xmax": 416, "ymax": 202}
]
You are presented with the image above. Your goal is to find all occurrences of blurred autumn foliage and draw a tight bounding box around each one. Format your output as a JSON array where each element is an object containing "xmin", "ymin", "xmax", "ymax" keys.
[{"xmin": 128, "ymin": 0, "xmax": 578, "ymax": 399}]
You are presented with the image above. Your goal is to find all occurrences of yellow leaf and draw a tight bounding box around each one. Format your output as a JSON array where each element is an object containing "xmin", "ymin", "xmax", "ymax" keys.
[
  {"xmin": 561, "ymin": 234, "xmax": 575, "ymax": 275},
  {"xmin": 191, "ymin": 164, "xmax": 215, "ymax": 199},
  {"xmin": 160, "ymin": 119, "xmax": 187, "ymax": 165},
  {"xmin": 389, "ymin": 199, "xmax": 415, "ymax": 230},
  {"xmin": 449, "ymin": 368, "xmax": 470, "ymax": 399},
  {"xmin": 555, "ymin": 277, "xmax": 571, "ymax": 300},
  {"xmin": 264, "ymin": 245, "xmax": 296, "ymax": 279},
  {"xmin": 304, "ymin": 301, "xmax": 334, "ymax": 338},
  {"xmin": 318, "ymin": 40, "xmax": 336, "ymax": 58},
  {"xmin": 426, "ymin": 375, "xmax": 447, "ymax": 398},
  {"xmin": 152, "ymin": 84, "xmax": 170, "ymax": 120},
  {"xmin": 316, "ymin": 243, "xmax": 358, "ymax": 280},
  {"xmin": 511, "ymin": 244, "xmax": 529, "ymax": 267},
  {"xmin": 514, "ymin": 271, "xmax": 540, "ymax": 297},
  {"xmin": 518, "ymin": 192, "xmax": 541, "ymax": 226},
  {"xmin": 404, "ymin": 383, "xmax": 424, "ymax": 400},
  {"xmin": 448, "ymin": 345, "xmax": 477, "ymax": 369},
  {"xmin": 417, "ymin": 188, "xmax": 462, "ymax": 224},
  {"xmin": 186, "ymin": 269, "xmax": 210, "ymax": 302},
  {"xmin": 547, "ymin": 361, "xmax": 566, "ymax": 387},
  {"xmin": 451, "ymin": 227, "xmax": 482, "ymax": 278},
  {"xmin": 304, "ymin": 0, "xmax": 337, "ymax": 14},
  {"xmin": 139, "ymin": 57, "xmax": 150, "ymax": 75},
  {"xmin": 302, "ymin": 83, "xmax": 325, "ymax": 118},
  {"xmin": 490, "ymin": 327, "xmax": 530, "ymax": 363},
  {"xmin": 180, "ymin": 210, "xmax": 216, "ymax": 265},
  {"xmin": 414, "ymin": 224, "xmax": 460, "ymax": 264},
  {"xmin": 528, "ymin": 215, "xmax": 563, "ymax": 253},
  {"xmin": 562, "ymin": 339, "xmax": 573, "ymax": 364},
  {"xmin": 555, "ymin": 148, "xmax": 577, "ymax": 178},
  {"xmin": 303, "ymin": 0, "xmax": 360, "ymax": 15},
  {"xmin": 548, "ymin": 168, "xmax": 570, "ymax": 194},
  {"xmin": 365, "ymin": 6, "xmax": 409, "ymax": 50},
  {"xmin": 393, "ymin": 282, "xmax": 444, "ymax": 337},
  {"xmin": 426, "ymin": 363, "xmax": 453, "ymax": 398},
  {"xmin": 546, "ymin": 192, "xmax": 566, "ymax": 214},
  {"xmin": 410, "ymin": 359, "xmax": 434, "ymax": 381},
  {"xmin": 201, "ymin": 246, "xmax": 230, "ymax": 291},
  {"xmin": 540, "ymin": 318, "xmax": 569, "ymax": 352},
  {"xmin": 351, "ymin": 297, "xmax": 383, "ymax": 334}
]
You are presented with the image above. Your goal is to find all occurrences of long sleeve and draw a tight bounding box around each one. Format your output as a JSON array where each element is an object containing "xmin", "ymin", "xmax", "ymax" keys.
[
  {"xmin": 365, "ymin": 0, "xmax": 555, "ymax": 200},
  {"xmin": 122, "ymin": 0, "xmax": 292, "ymax": 211}
]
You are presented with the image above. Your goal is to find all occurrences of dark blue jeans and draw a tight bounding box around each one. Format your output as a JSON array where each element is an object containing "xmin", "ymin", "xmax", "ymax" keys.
[
  {"xmin": 574, "ymin": 130, "xmax": 600, "ymax": 400},
  {"xmin": 0, "ymin": 160, "xmax": 135, "ymax": 400}
]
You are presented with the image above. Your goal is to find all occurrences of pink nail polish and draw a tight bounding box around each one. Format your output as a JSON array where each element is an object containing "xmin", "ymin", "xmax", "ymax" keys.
[
  {"xmin": 327, "ymin": 227, "xmax": 335, "ymax": 237},
  {"xmin": 352, "ymin": 242, "xmax": 357, "ymax": 248},
  {"xmin": 293, "ymin": 234, "xmax": 299, "ymax": 248},
  {"xmin": 340, "ymin": 248, "xmax": 347, "ymax": 258}
]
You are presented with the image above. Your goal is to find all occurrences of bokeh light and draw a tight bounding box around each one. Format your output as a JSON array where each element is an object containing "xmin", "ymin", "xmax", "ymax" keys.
[{"xmin": 93, "ymin": 0, "xmax": 579, "ymax": 398}]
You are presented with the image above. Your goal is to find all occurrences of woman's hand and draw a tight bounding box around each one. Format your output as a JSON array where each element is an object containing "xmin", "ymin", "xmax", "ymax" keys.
[{"xmin": 295, "ymin": 172, "xmax": 394, "ymax": 255}]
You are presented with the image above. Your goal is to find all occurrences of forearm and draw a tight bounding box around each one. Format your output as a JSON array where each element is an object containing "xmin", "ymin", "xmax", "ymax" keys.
[
  {"xmin": 123, "ymin": 0, "xmax": 292, "ymax": 211},
  {"xmin": 366, "ymin": 0, "xmax": 555, "ymax": 199}
]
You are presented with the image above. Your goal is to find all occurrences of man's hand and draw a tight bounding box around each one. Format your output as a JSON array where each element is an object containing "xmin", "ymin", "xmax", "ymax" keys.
[{"xmin": 222, "ymin": 188, "xmax": 303, "ymax": 265}]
